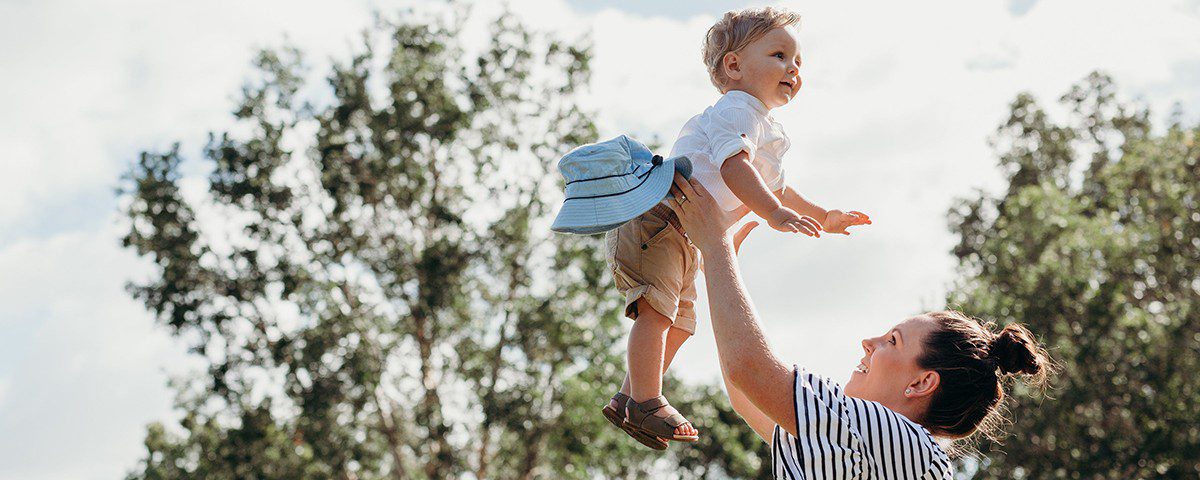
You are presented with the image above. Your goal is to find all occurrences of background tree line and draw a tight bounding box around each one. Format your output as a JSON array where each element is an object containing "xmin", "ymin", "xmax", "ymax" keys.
[
  {"xmin": 120, "ymin": 6, "xmax": 763, "ymax": 480},
  {"xmin": 947, "ymin": 73, "xmax": 1199, "ymax": 478},
  {"xmin": 119, "ymin": 5, "xmax": 1199, "ymax": 479}
]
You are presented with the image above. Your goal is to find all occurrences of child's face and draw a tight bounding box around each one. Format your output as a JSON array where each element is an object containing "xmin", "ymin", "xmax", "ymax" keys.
[{"xmin": 724, "ymin": 27, "xmax": 802, "ymax": 109}]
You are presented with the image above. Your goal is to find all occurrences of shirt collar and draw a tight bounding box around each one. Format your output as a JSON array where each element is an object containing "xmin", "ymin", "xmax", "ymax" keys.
[{"xmin": 719, "ymin": 89, "xmax": 770, "ymax": 115}]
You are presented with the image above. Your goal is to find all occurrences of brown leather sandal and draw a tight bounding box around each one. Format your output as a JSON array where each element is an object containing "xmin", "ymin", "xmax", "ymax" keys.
[
  {"xmin": 623, "ymin": 395, "xmax": 699, "ymax": 442},
  {"xmin": 602, "ymin": 392, "xmax": 669, "ymax": 450}
]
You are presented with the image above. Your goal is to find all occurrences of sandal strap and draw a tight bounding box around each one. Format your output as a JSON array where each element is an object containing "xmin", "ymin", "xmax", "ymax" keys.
[
  {"xmin": 626, "ymin": 395, "xmax": 693, "ymax": 434},
  {"xmin": 611, "ymin": 391, "xmax": 631, "ymax": 405},
  {"xmin": 633, "ymin": 395, "xmax": 669, "ymax": 412},
  {"xmin": 661, "ymin": 412, "xmax": 689, "ymax": 428}
]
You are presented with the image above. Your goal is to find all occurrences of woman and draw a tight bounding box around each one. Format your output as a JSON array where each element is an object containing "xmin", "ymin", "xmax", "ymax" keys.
[{"xmin": 664, "ymin": 175, "xmax": 1053, "ymax": 479}]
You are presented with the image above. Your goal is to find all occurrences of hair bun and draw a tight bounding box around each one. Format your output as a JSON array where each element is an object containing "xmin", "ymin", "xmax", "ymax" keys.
[{"xmin": 990, "ymin": 324, "xmax": 1042, "ymax": 376}]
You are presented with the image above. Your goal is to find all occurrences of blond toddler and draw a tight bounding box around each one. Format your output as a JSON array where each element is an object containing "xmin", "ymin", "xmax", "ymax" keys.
[{"xmin": 601, "ymin": 6, "xmax": 872, "ymax": 450}]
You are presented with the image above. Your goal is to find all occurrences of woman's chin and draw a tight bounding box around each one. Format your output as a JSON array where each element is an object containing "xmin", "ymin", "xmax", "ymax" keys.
[{"xmin": 844, "ymin": 378, "xmax": 861, "ymax": 396}]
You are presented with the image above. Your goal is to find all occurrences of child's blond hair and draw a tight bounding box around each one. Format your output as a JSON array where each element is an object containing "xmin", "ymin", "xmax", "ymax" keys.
[{"xmin": 702, "ymin": 6, "xmax": 802, "ymax": 92}]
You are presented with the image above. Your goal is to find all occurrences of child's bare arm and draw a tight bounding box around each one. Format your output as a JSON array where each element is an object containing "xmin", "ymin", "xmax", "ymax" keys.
[
  {"xmin": 779, "ymin": 185, "xmax": 872, "ymax": 235},
  {"xmin": 777, "ymin": 186, "xmax": 828, "ymax": 223},
  {"xmin": 721, "ymin": 152, "xmax": 781, "ymax": 218},
  {"xmin": 720, "ymin": 153, "xmax": 820, "ymax": 236}
]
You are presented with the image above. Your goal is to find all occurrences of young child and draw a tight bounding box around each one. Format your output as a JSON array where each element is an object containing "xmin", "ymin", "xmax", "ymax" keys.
[{"xmin": 601, "ymin": 6, "xmax": 872, "ymax": 449}]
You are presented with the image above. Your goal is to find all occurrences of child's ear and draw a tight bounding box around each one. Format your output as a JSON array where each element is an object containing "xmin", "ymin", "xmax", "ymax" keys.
[{"xmin": 723, "ymin": 52, "xmax": 743, "ymax": 81}]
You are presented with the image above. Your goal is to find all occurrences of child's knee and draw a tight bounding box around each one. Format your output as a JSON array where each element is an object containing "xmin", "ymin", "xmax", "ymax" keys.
[{"xmin": 632, "ymin": 298, "xmax": 673, "ymax": 330}]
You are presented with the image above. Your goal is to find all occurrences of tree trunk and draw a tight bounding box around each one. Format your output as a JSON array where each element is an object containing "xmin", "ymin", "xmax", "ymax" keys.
[
  {"xmin": 476, "ymin": 308, "xmax": 517, "ymax": 478},
  {"xmin": 414, "ymin": 311, "xmax": 453, "ymax": 479},
  {"xmin": 375, "ymin": 388, "xmax": 411, "ymax": 480},
  {"xmin": 516, "ymin": 428, "xmax": 546, "ymax": 480}
]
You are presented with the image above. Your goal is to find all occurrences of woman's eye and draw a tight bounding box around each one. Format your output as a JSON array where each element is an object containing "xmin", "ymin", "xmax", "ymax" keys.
[
  {"xmin": 889, "ymin": 336, "xmax": 897, "ymax": 345},
  {"xmin": 773, "ymin": 52, "xmax": 784, "ymax": 59}
]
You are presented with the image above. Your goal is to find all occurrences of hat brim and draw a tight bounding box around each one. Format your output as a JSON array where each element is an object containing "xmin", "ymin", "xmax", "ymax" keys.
[{"xmin": 551, "ymin": 155, "xmax": 689, "ymax": 235}]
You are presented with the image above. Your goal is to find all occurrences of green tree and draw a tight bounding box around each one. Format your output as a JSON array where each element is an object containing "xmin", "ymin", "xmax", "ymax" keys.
[
  {"xmin": 947, "ymin": 72, "xmax": 1200, "ymax": 479},
  {"xmin": 120, "ymin": 5, "xmax": 768, "ymax": 479}
]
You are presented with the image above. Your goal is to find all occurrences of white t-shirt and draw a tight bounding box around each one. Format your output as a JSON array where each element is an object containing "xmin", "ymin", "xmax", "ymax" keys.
[
  {"xmin": 669, "ymin": 89, "xmax": 790, "ymax": 211},
  {"xmin": 772, "ymin": 367, "xmax": 955, "ymax": 480}
]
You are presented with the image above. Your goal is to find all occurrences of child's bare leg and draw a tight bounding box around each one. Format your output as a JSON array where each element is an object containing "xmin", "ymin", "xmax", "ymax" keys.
[
  {"xmin": 624, "ymin": 298, "xmax": 697, "ymax": 437},
  {"xmin": 627, "ymin": 301, "xmax": 670, "ymax": 402},
  {"xmin": 618, "ymin": 325, "xmax": 690, "ymax": 396}
]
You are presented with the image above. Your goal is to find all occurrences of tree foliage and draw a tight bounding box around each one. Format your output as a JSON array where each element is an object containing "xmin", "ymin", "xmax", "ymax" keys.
[
  {"xmin": 120, "ymin": 6, "xmax": 768, "ymax": 479},
  {"xmin": 948, "ymin": 72, "xmax": 1200, "ymax": 479}
]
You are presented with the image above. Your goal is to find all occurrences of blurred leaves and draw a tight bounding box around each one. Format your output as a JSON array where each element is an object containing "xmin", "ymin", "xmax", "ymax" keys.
[
  {"xmin": 120, "ymin": 3, "xmax": 767, "ymax": 479},
  {"xmin": 948, "ymin": 72, "xmax": 1200, "ymax": 479}
]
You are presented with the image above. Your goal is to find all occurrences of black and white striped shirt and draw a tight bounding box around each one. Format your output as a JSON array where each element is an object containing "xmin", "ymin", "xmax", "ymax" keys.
[{"xmin": 772, "ymin": 367, "xmax": 954, "ymax": 479}]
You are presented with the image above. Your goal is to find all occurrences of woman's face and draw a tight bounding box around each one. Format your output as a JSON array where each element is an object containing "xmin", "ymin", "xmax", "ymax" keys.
[{"xmin": 844, "ymin": 315, "xmax": 938, "ymax": 407}]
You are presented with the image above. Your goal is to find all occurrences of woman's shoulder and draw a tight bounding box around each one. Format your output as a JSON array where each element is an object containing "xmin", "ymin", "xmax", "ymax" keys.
[
  {"xmin": 792, "ymin": 367, "xmax": 860, "ymax": 416},
  {"xmin": 793, "ymin": 367, "xmax": 846, "ymax": 397},
  {"xmin": 842, "ymin": 396, "xmax": 955, "ymax": 479},
  {"xmin": 785, "ymin": 366, "xmax": 955, "ymax": 479}
]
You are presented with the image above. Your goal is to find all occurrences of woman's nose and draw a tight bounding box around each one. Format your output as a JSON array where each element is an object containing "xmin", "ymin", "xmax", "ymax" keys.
[{"xmin": 861, "ymin": 338, "xmax": 873, "ymax": 353}]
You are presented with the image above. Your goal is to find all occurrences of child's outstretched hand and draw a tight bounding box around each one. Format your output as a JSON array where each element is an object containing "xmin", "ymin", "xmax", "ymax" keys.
[
  {"xmin": 768, "ymin": 206, "xmax": 822, "ymax": 237},
  {"xmin": 823, "ymin": 210, "xmax": 872, "ymax": 235}
]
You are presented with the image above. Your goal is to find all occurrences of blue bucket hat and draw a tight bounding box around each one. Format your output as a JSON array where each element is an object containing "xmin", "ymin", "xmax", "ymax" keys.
[{"xmin": 551, "ymin": 135, "xmax": 692, "ymax": 235}]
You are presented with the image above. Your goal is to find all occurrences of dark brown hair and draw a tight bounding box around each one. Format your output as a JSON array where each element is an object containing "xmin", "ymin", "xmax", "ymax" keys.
[{"xmin": 917, "ymin": 310, "xmax": 1055, "ymax": 444}]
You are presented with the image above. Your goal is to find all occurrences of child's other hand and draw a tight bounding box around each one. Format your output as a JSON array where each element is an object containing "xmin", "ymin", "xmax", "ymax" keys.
[
  {"xmin": 767, "ymin": 207, "xmax": 822, "ymax": 237},
  {"xmin": 823, "ymin": 210, "xmax": 872, "ymax": 235}
]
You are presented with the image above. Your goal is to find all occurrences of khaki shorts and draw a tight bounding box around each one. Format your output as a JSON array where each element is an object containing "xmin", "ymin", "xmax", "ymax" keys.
[{"xmin": 604, "ymin": 204, "xmax": 701, "ymax": 335}]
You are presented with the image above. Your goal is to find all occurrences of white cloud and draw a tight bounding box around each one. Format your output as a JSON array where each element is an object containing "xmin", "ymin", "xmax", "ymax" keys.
[
  {"xmin": 0, "ymin": 0, "xmax": 422, "ymax": 227},
  {"xmin": 1, "ymin": 0, "xmax": 1198, "ymax": 477},
  {"xmin": 0, "ymin": 225, "xmax": 195, "ymax": 480}
]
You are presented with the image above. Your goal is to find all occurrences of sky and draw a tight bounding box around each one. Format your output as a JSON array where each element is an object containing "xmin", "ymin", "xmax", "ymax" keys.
[{"xmin": 1, "ymin": 0, "xmax": 1199, "ymax": 478}]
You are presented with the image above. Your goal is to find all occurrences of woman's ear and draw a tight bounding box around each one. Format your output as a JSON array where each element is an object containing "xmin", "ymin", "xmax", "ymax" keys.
[
  {"xmin": 906, "ymin": 371, "xmax": 940, "ymax": 398},
  {"xmin": 723, "ymin": 52, "xmax": 743, "ymax": 82}
]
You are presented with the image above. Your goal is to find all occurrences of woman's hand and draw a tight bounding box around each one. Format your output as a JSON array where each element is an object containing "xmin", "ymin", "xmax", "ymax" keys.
[
  {"xmin": 732, "ymin": 221, "xmax": 760, "ymax": 255},
  {"xmin": 666, "ymin": 174, "xmax": 747, "ymax": 252}
]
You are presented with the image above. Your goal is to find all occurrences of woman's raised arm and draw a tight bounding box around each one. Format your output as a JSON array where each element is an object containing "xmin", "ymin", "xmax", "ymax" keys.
[
  {"xmin": 666, "ymin": 174, "xmax": 807, "ymax": 436},
  {"xmin": 718, "ymin": 222, "xmax": 785, "ymax": 442}
]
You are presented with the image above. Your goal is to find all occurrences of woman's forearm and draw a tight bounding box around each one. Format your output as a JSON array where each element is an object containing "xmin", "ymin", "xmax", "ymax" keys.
[
  {"xmin": 701, "ymin": 240, "xmax": 797, "ymax": 430},
  {"xmin": 704, "ymin": 240, "xmax": 778, "ymax": 383},
  {"xmin": 720, "ymin": 354, "xmax": 775, "ymax": 441}
]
